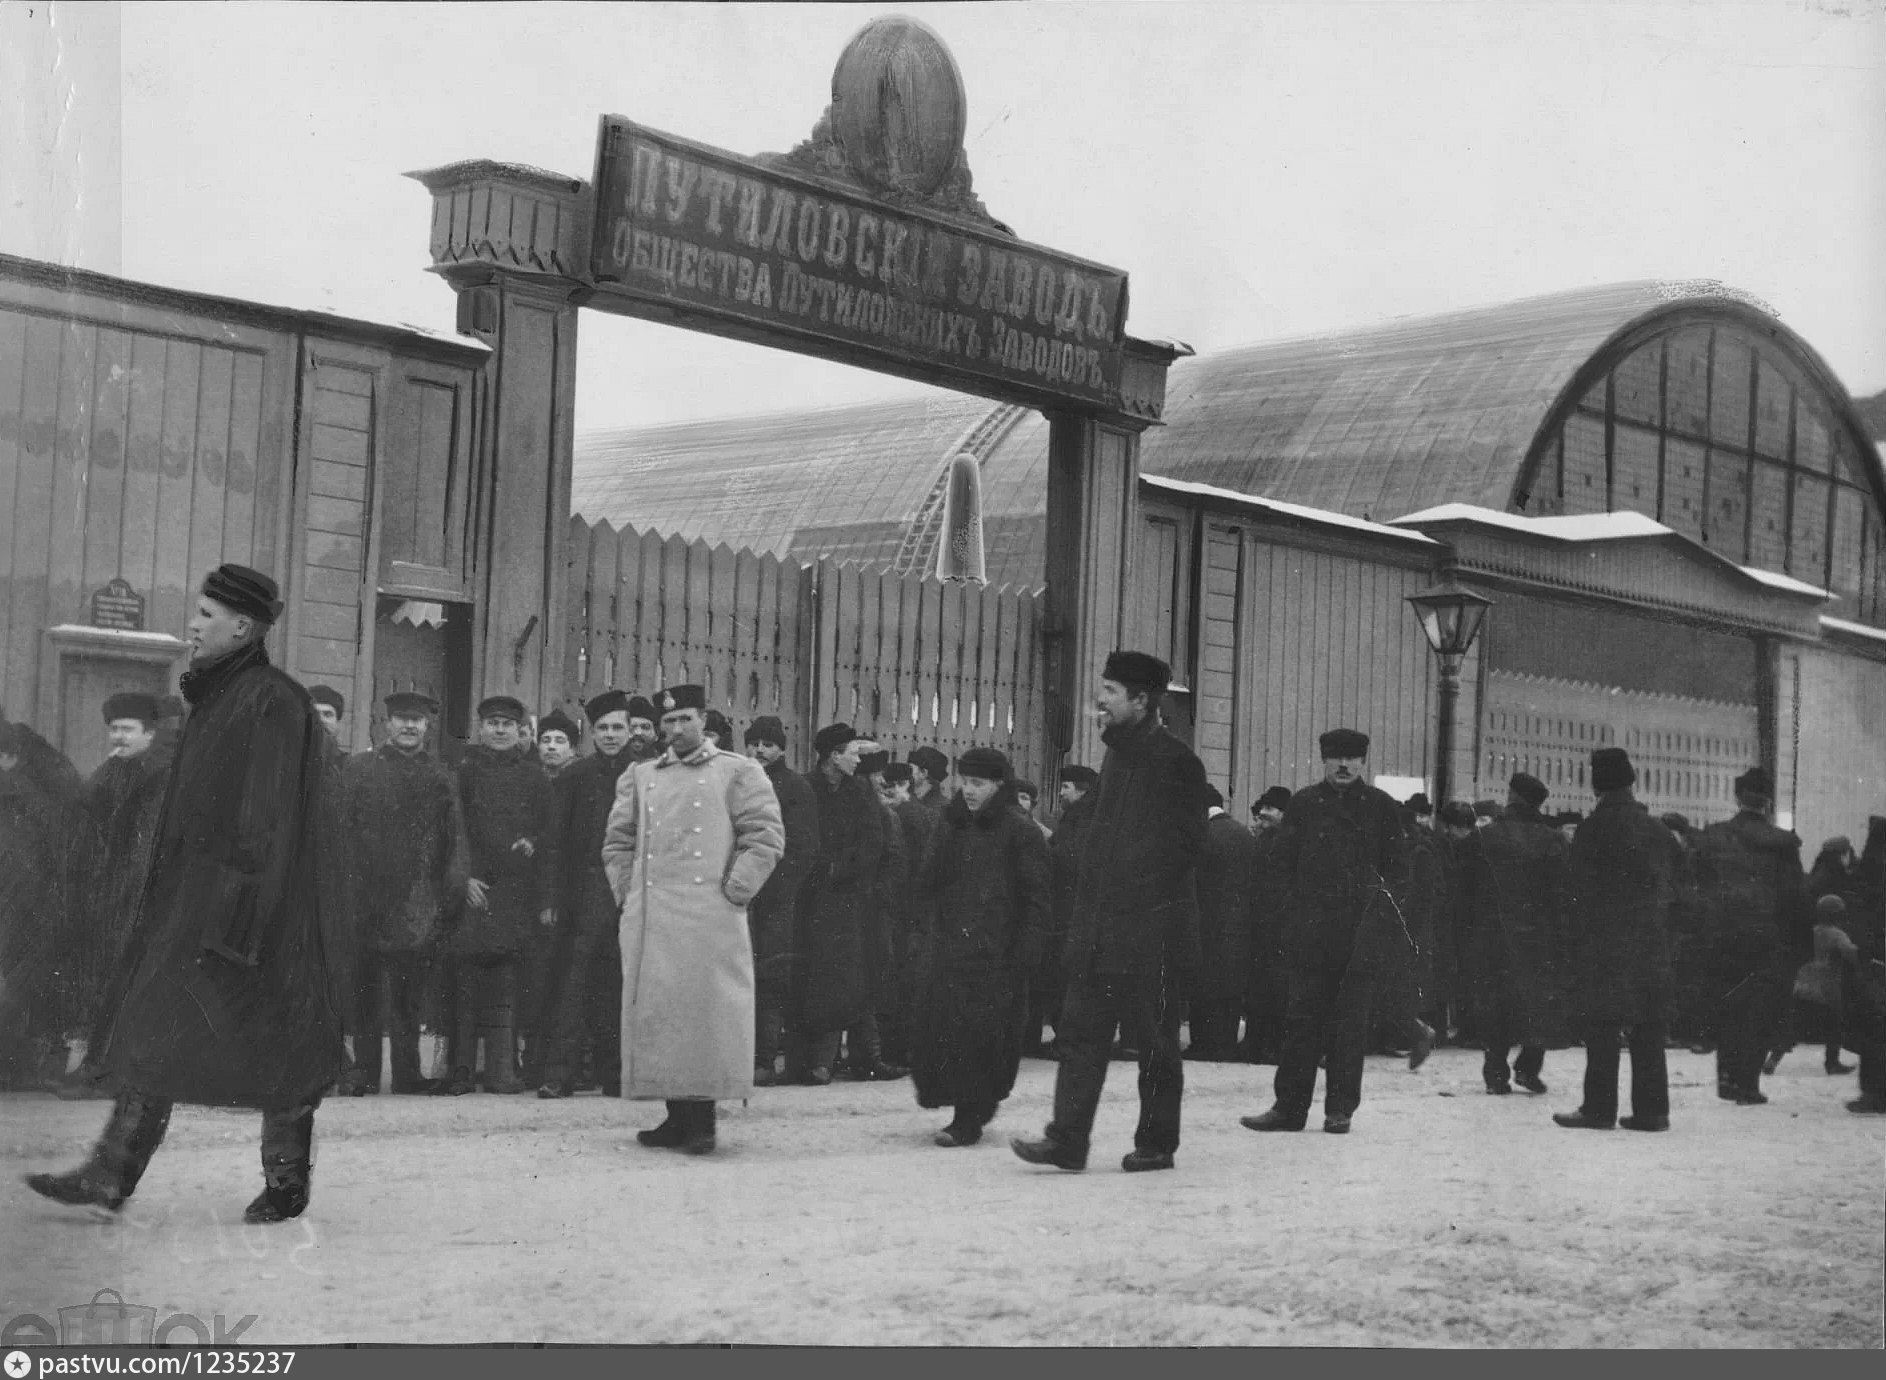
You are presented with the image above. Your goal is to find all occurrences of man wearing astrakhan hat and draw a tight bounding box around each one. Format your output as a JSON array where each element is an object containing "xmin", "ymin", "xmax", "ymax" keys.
[
  {"xmin": 1694, "ymin": 764, "xmax": 1807, "ymax": 1107},
  {"xmin": 27, "ymin": 565, "xmax": 346, "ymax": 1223},
  {"xmin": 603, "ymin": 685, "xmax": 783, "ymax": 1154},
  {"xmin": 1240, "ymin": 727, "xmax": 1411, "ymax": 1136},
  {"xmin": 1011, "ymin": 650, "xmax": 1209, "ymax": 1174},
  {"xmin": 538, "ymin": 689, "xmax": 640, "ymax": 1098},
  {"xmin": 336, "ymin": 690, "xmax": 465, "ymax": 1096},
  {"xmin": 1552, "ymin": 746, "xmax": 1685, "ymax": 1132}
]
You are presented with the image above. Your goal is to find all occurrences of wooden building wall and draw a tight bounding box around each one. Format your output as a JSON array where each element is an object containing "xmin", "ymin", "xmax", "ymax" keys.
[
  {"xmin": 1780, "ymin": 639, "xmax": 1886, "ymax": 850},
  {"xmin": 0, "ymin": 259, "xmax": 483, "ymax": 768},
  {"xmin": 1127, "ymin": 490, "xmax": 1446, "ymax": 809}
]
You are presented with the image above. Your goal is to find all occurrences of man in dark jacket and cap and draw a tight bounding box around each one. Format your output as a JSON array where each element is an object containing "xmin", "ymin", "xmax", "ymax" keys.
[
  {"xmin": 1242, "ymin": 729, "xmax": 1413, "ymax": 1135},
  {"xmin": 742, "ymin": 714, "xmax": 820, "ymax": 1085},
  {"xmin": 1240, "ymin": 785, "xmax": 1296, "ymax": 1064},
  {"xmin": 440, "ymin": 695, "xmax": 556, "ymax": 1095},
  {"xmin": 1553, "ymin": 747, "xmax": 1684, "ymax": 1132},
  {"xmin": 1457, "ymin": 772, "xmax": 1570, "ymax": 1096},
  {"xmin": 1694, "ymin": 765, "xmax": 1806, "ymax": 1105},
  {"xmin": 535, "ymin": 709, "xmax": 582, "ymax": 780},
  {"xmin": 788, "ymin": 723, "xmax": 892, "ymax": 1083},
  {"xmin": 1189, "ymin": 785, "xmax": 1259, "ymax": 1060},
  {"xmin": 338, "ymin": 691, "xmax": 465, "ymax": 1096},
  {"xmin": 27, "ymin": 564, "xmax": 345, "ymax": 1223},
  {"xmin": 539, "ymin": 690, "xmax": 639, "ymax": 1098},
  {"xmin": 1028, "ymin": 765, "xmax": 1097, "ymax": 1057},
  {"xmin": 1012, "ymin": 651, "xmax": 1207, "ymax": 1174},
  {"xmin": 908, "ymin": 746, "xmax": 950, "ymax": 813}
]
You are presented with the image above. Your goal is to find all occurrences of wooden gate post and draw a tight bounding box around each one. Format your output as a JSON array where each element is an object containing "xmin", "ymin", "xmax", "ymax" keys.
[
  {"xmin": 1042, "ymin": 338, "xmax": 1186, "ymax": 774},
  {"xmin": 408, "ymin": 162, "xmax": 589, "ymax": 716}
]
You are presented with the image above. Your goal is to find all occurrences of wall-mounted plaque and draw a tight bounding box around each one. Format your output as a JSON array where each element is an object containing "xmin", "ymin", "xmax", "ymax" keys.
[{"xmin": 90, "ymin": 578, "xmax": 146, "ymax": 632}]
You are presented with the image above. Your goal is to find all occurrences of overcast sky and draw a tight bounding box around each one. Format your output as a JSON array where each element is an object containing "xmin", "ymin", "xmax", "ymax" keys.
[{"xmin": 6, "ymin": 1, "xmax": 1883, "ymax": 432}]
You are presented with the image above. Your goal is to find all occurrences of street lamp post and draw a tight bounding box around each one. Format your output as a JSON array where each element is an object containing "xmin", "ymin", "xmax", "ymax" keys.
[{"xmin": 1406, "ymin": 573, "xmax": 1493, "ymax": 810}]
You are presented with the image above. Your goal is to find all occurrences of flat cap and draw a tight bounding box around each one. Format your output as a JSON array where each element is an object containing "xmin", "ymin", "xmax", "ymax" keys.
[
  {"xmin": 202, "ymin": 564, "xmax": 283, "ymax": 625},
  {"xmin": 908, "ymin": 745, "xmax": 949, "ymax": 781},
  {"xmin": 385, "ymin": 690, "xmax": 440, "ymax": 716},
  {"xmin": 1318, "ymin": 728, "xmax": 1370, "ymax": 759},
  {"xmin": 1060, "ymin": 765, "xmax": 1098, "ymax": 787},
  {"xmin": 476, "ymin": 695, "xmax": 528, "ymax": 723},
  {"xmin": 307, "ymin": 685, "xmax": 345, "ymax": 716}
]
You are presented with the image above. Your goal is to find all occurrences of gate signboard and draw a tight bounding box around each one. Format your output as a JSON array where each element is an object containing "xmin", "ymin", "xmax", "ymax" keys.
[{"xmin": 588, "ymin": 19, "xmax": 1129, "ymax": 411}]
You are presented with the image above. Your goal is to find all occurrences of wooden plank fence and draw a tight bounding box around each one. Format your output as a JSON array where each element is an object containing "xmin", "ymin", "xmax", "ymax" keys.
[{"xmin": 561, "ymin": 516, "xmax": 1046, "ymax": 786}]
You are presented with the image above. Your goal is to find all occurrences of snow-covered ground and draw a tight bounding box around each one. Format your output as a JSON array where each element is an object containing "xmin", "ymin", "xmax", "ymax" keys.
[{"xmin": 3, "ymin": 1048, "xmax": 1880, "ymax": 1346}]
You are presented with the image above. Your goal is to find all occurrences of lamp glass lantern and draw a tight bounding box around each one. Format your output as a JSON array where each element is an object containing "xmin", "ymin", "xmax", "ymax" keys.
[{"xmin": 1406, "ymin": 581, "xmax": 1493, "ymax": 659}]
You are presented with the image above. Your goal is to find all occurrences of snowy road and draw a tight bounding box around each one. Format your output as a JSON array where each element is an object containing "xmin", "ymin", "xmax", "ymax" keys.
[{"xmin": 3, "ymin": 1048, "xmax": 1880, "ymax": 1346}]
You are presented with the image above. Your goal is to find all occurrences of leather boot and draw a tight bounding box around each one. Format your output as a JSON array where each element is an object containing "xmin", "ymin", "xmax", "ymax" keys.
[
  {"xmin": 245, "ymin": 1105, "xmax": 314, "ymax": 1224},
  {"xmin": 681, "ymin": 1100, "xmax": 717, "ymax": 1156},
  {"xmin": 26, "ymin": 1092, "xmax": 172, "ymax": 1212},
  {"xmin": 637, "ymin": 1102, "xmax": 690, "ymax": 1148}
]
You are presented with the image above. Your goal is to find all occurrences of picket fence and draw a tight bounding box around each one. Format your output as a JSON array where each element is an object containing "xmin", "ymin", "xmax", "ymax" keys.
[{"xmin": 561, "ymin": 517, "xmax": 1048, "ymax": 786}]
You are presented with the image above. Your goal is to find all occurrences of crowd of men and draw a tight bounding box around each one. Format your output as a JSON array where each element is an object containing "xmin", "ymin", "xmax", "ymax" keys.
[{"xmin": 5, "ymin": 564, "xmax": 1885, "ymax": 1219}]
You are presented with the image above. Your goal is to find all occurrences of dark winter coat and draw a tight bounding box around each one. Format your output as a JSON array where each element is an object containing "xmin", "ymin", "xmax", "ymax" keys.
[
  {"xmin": 886, "ymin": 796, "xmax": 937, "ymax": 1013},
  {"xmin": 1194, "ymin": 811, "xmax": 1259, "ymax": 1001},
  {"xmin": 1063, "ymin": 714, "xmax": 1208, "ymax": 986},
  {"xmin": 1402, "ymin": 821, "xmax": 1448, "ymax": 1010},
  {"xmin": 0, "ymin": 727, "xmax": 80, "ymax": 990},
  {"xmin": 551, "ymin": 747, "xmax": 636, "ymax": 945},
  {"xmin": 910, "ymin": 790, "xmax": 1051, "ymax": 1110},
  {"xmin": 1041, "ymin": 790, "xmax": 1096, "ymax": 992},
  {"xmin": 92, "ymin": 640, "xmax": 346, "ymax": 1108},
  {"xmin": 749, "ymin": 759, "xmax": 819, "ymax": 997},
  {"xmin": 64, "ymin": 745, "xmax": 172, "ymax": 1035},
  {"xmin": 449, "ymin": 746, "xmax": 557, "ymax": 956},
  {"xmin": 1272, "ymin": 779, "xmax": 1414, "ymax": 974},
  {"xmin": 870, "ymin": 797, "xmax": 909, "ymax": 1007},
  {"xmin": 794, "ymin": 769, "xmax": 890, "ymax": 1032},
  {"xmin": 1565, "ymin": 791, "xmax": 1683, "ymax": 1029},
  {"xmin": 1457, "ymin": 802, "xmax": 1571, "ymax": 1047},
  {"xmin": 1694, "ymin": 811, "xmax": 1807, "ymax": 990},
  {"xmin": 342, "ymin": 744, "xmax": 467, "ymax": 952}
]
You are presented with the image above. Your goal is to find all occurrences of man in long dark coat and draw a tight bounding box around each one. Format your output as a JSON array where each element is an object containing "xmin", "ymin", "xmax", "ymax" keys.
[
  {"xmin": 439, "ymin": 695, "xmax": 556, "ymax": 1095},
  {"xmin": 56, "ymin": 693, "xmax": 173, "ymax": 1097},
  {"xmin": 1029, "ymin": 765, "xmax": 1096, "ymax": 1057},
  {"xmin": 338, "ymin": 691, "xmax": 465, "ymax": 1096},
  {"xmin": 839, "ymin": 746, "xmax": 908, "ymax": 1081},
  {"xmin": 1694, "ymin": 765, "xmax": 1806, "ymax": 1105},
  {"xmin": 787, "ymin": 723, "xmax": 890, "ymax": 1083},
  {"xmin": 1457, "ymin": 773, "xmax": 1569, "ymax": 1096},
  {"xmin": 1240, "ymin": 784, "xmax": 1294, "ymax": 1065},
  {"xmin": 874, "ymin": 758, "xmax": 934, "ymax": 1069},
  {"xmin": 26, "ymin": 565, "xmax": 345, "ymax": 1223},
  {"xmin": 911, "ymin": 747, "xmax": 1050, "ymax": 1145},
  {"xmin": 743, "ymin": 716, "xmax": 820, "ymax": 1084},
  {"xmin": 539, "ymin": 691, "xmax": 640, "ymax": 1098},
  {"xmin": 1012, "ymin": 651, "xmax": 1206, "ymax": 1174},
  {"xmin": 0, "ymin": 720, "xmax": 80, "ymax": 1090},
  {"xmin": 1553, "ymin": 746, "xmax": 1683, "ymax": 1132},
  {"xmin": 1242, "ymin": 728, "xmax": 1412, "ymax": 1136},
  {"xmin": 1188, "ymin": 785, "xmax": 1257, "ymax": 1060}
]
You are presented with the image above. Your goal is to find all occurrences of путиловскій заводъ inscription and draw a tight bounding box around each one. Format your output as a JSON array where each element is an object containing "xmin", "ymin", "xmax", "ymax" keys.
[{"xmin": 592, "ymin": 119, "xmax": 1129, "ymax": 407}]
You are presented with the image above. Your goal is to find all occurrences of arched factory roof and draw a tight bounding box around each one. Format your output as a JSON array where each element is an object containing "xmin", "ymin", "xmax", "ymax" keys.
[{"xmin": 572, "ymin": 281, "xmax": 1883, "ymax": 588}]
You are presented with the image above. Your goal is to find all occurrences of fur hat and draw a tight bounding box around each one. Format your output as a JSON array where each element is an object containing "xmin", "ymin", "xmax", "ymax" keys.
[
  {"xmin": 744, "ymin": 715, "xmax": 788, "ymax": 748},
  {"xmin": 102, "ymin": 692, "xmax": 161, "ymax": 726},
  {"xmin": 857, "ymin": 749, "xmax": 891, "ymax": 776},
  {"xmin": 703, "ymin": 708, "xmax": 733, "ymax": 742},
  {"xmin": 1509, "ymin": 773, "xmax": 1548, "ymax": 809},
  {"xmin": 1733, "ymin": 766, "xmax": 1774, "ymax": 800},
  {"xmin": 813, "ymin": 723, "xmax": 858, "ymax": 757},
  {"xmin": 537, "ymin": 709, "xmax": 581, "ymax": 742},
  {"xmin": 584, "ymin": 689, "xmax": 631, "ymax": 724},
  {"xmin": 955, "ymin": 746, "xmax": 1010, "ymax": 781},
  {"xmin": 908, "ymin": 746, "xmax": 949, "ymax": 782},
  {"xmin": 1257, "ymin": 785, "xmax": 1294, "ymax": 813},
  {"xmin": 626, "ymin": 695, "xmax": 659, "ymax": 726},
  {"xmin": 306, "ymin": 685, "xmax": 344, "ymax": 717},
  {"xmin": 881, "ymin": 762, "xmax": 914, "ymax": 787},
  {"xmin": 1318, "ymin": 728, "xmax": 1370, "ymax": 760},
  {"xmin": 1591, "ymin": 747, "xmax": 1635, "ymax": 792},
  {"xmin": 1060, "ymin": 765, "xmax": 1098, "ymax": 787}
]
